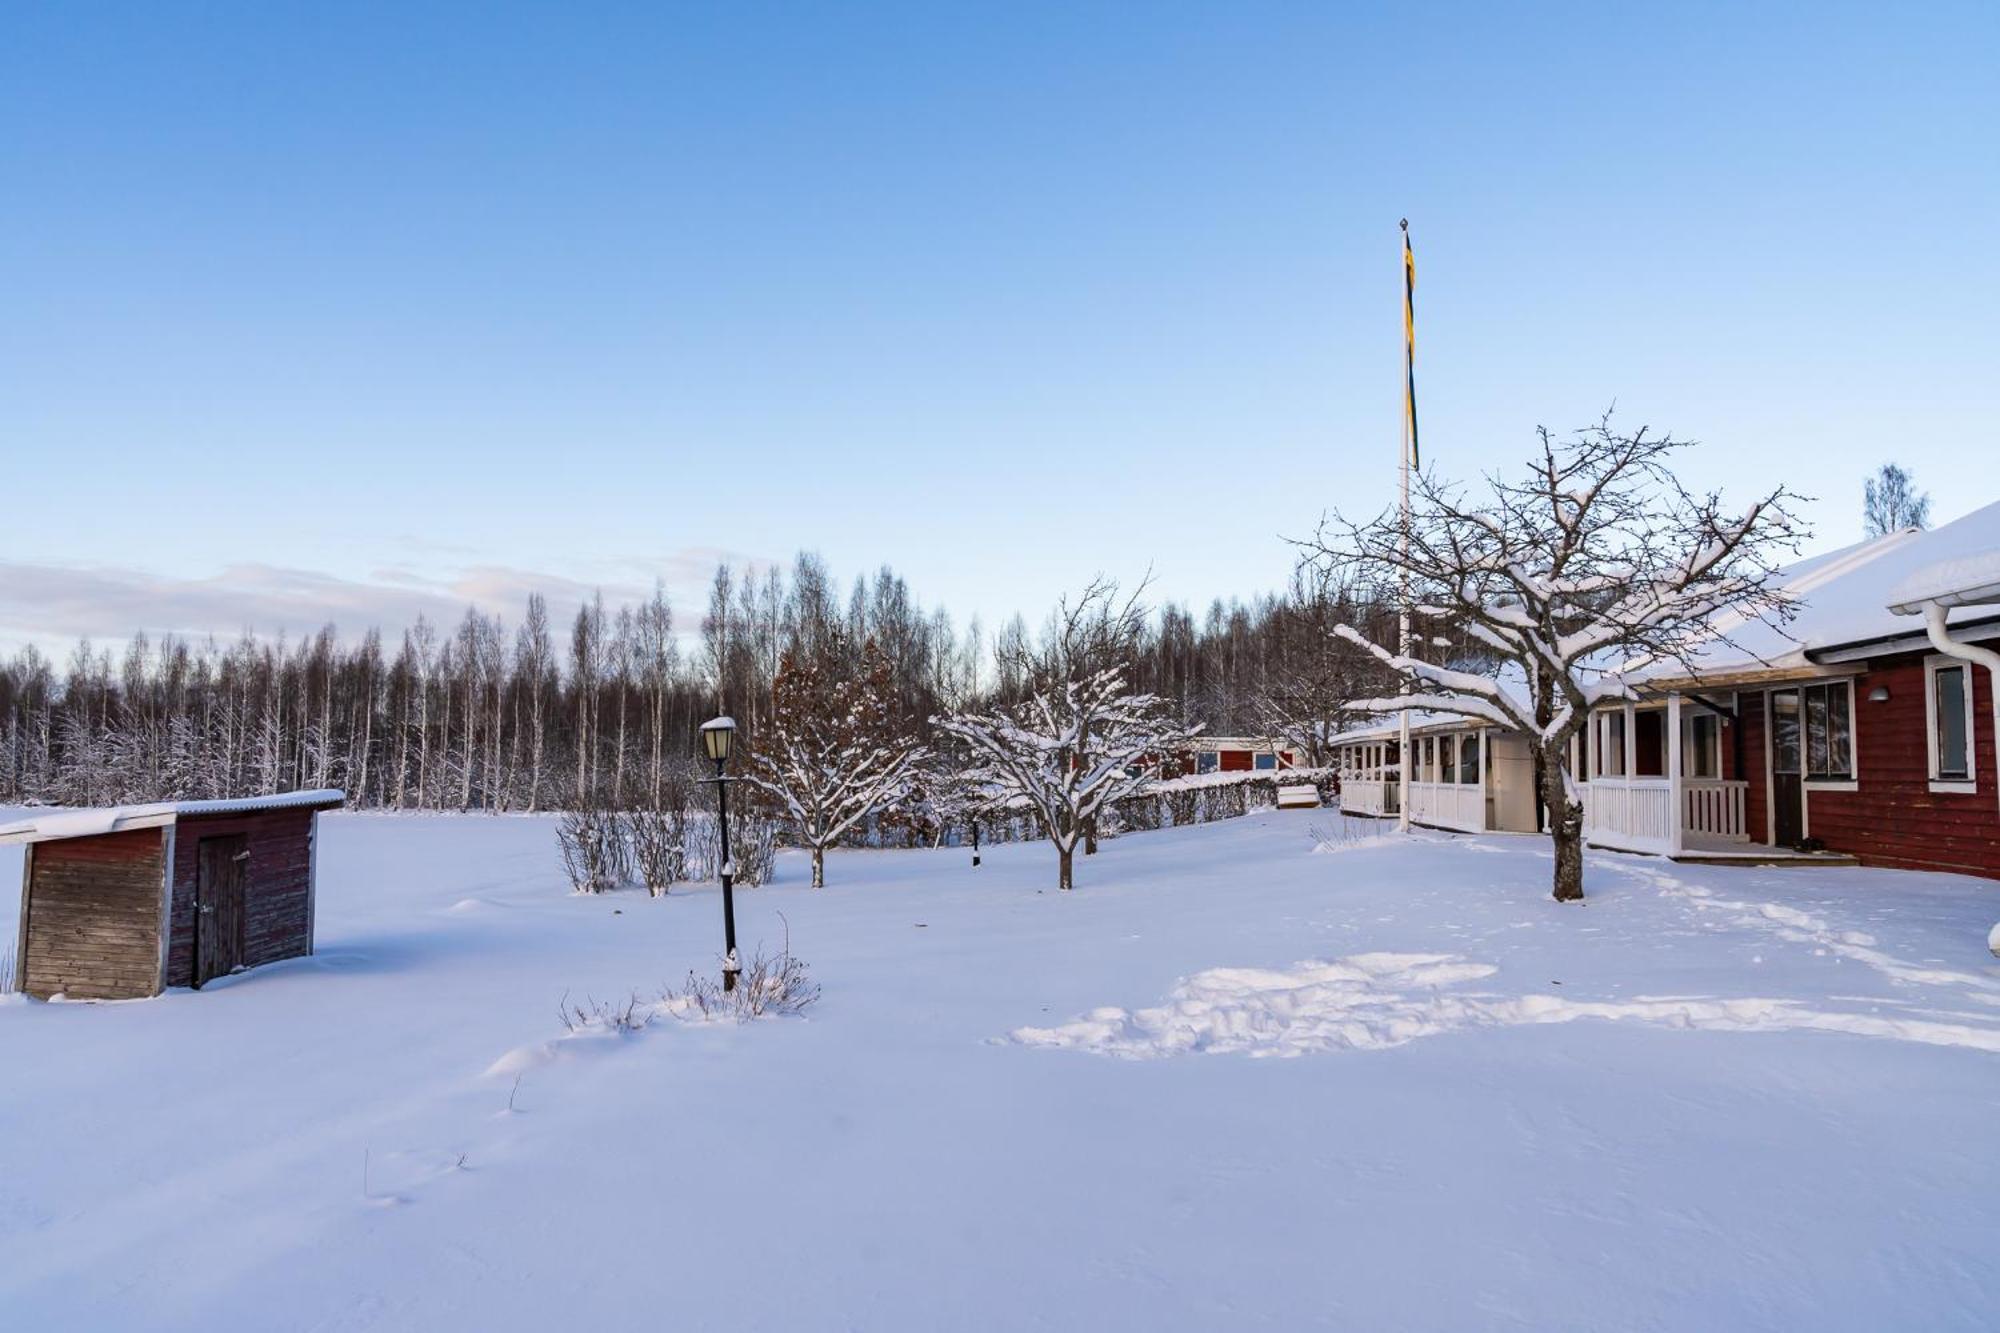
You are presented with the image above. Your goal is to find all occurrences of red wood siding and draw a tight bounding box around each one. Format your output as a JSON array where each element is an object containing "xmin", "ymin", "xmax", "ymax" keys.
[
  {"xmin": 1737, "ymin": 691, "xmax": 1769, "ymax": 845},
  {"xmin": 1219, "ymin": 750, "xmax": 1252, "ymax": 773},
  {"xmin": 21, "ymin": 829, "xmax": 165, "ymax": 999},
  {"xmin": 165, "ymin": 809, "xmax": 316, "ymax": 987},
  {"xmin": 1804, "ymin": 655, "xmax": 2000, "ymax": 878}
]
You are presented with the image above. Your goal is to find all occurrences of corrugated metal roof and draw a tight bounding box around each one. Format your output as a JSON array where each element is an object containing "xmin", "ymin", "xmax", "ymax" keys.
[{"xmin": 0, "ymin": 789, "xmax": 344, "ymax": 846}]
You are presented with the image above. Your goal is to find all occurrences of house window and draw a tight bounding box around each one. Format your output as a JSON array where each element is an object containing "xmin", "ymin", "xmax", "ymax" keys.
[
  {"xmin": 1436, "ymin": 736, "xmax": 1454, "ymax": 783},
  {"xmin": 1253, "ymin": 752, "xmax": 1276, "ymax": 771},
  {"xmin": 1196, "ymin": 750, "xmax": 1218, "ymax": 775},
  {"xmin": 1458, "ymin": 734, "xmax": 1480, "ymax": 784},
  {"xmin": 1928, "ymin": 660, "xmax": 1974, "ymax": 783},
  {"xmin": 1685, "ymin": 714, "xmax": 1721, "ymax": 779},
  {"xmin": 1800, "ymin": 681, "xmax": 1853, "ymax": 781}
]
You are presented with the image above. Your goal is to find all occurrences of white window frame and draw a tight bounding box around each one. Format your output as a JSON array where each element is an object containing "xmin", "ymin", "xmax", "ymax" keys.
[
  {"xmin": 1801, "ymin": 677, "xmax": 1860, "ymax": 794},
  {"xmin": 1924, "ymin": 655, "xmax": 1978, "ymax": 794},
  {"xmin": 1684, "ymin": 711, "xmax": 1722, "ymax": 780}
]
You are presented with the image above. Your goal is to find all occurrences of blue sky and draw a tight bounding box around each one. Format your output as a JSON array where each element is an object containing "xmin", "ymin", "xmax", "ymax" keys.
[{"xmin": 3, "ymin": 2, "xmax": 1996, "ymax": 652}]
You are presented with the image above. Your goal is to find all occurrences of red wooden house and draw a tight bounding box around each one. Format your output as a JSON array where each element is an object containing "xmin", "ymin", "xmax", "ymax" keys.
[{"xmin": 1580, "ymin": 503, "xmax": 2000, "ymax": 878}]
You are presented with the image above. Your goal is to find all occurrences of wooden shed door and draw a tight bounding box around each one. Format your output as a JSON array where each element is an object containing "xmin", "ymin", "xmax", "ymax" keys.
[{"xmin": 195, "ymin": 835, "xmax": 248, "ymax": 987}]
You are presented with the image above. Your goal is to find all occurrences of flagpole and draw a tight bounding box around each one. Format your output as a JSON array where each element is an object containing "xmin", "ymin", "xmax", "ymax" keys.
[{"xmin": 1397, "ymin": 219, "xmax": 1413, "ymax": 834}]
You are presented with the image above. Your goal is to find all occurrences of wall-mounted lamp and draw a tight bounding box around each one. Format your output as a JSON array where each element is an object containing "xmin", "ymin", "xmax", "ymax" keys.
[{"xmin": 1868, "ymin": 686, "xmax": 1891, "ymax": 703}]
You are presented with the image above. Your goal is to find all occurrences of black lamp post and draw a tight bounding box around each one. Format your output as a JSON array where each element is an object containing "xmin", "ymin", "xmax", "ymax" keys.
[{"xmin": 700, "ymin": 716, "xmax": 740, "ymax": 992}]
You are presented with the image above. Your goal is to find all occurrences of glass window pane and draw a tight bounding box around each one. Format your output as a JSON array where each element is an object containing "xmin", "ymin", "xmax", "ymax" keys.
[
  {"xmin": 1805, "ymin": 686, "xmax": 1830, "ymax": 777},
  {"xmin": 1937, "ymin": 667, "xmax": 1969, "ymax": 779},
  {"xmin": 1253, "ymin": 752, "xmax": 1276, "ymax": 771},
  {"xmin": 1460, "ymin": 735, "xmax": 1480, "ymax": 784},
  {"xmin": 1697, "ymin": 715, "xmax": 1720, "ymax": 778},
  {"xmin": 1772, "ymin": 691, "xmax": 1801, "ymax": 774},
  {"xmin": 1826, "ymin": 686, "xmax": 1852, "ymax": 777}
]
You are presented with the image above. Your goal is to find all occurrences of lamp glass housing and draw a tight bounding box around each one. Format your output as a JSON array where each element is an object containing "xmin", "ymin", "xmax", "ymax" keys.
[{"xmin": 701, "ymin": 716, "xmax": 736, "ymax": 763}]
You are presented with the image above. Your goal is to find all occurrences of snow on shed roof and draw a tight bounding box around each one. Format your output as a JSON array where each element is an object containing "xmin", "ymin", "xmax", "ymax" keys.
[{"xmin": 0, "ymin": 789, "xmax": 345, "ymax": 846}]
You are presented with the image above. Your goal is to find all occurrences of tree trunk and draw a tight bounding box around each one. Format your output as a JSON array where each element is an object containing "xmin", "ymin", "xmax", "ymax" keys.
[
  {"xmin": 1540, "ymin": 743, "xmax": 1585, "ymax": 901},
  {"xmin": 1084, "ymin": 816, "xmax": 1098, "ymax": 855},
  {"xmin": 811, "ymin": 844, "xmax": 825, "ymax": 889},
  {"xmin": 1058, "ymin": 844, "xmax": 1074, "ymax": 891}
]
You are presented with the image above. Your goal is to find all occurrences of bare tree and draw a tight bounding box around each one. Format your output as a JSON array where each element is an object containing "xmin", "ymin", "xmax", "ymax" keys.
[
  {"xmin": 936, "ymin": 579, "xmax": 1194, "ymax": 891},
  {"xmin": 1863, "ymin": 463, "xmax": 1931, "ymax": 538},
  {"xmin": 1306, "ymin": 416, "xmax": 1804, "ymax": 903},
  {"xmin": 744, "ymin": 635, "xmax": 925, "ymax": 888}
]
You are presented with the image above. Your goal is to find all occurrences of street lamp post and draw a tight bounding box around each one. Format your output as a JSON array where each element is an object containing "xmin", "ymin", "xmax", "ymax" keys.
[{"xmin": 700, "ymin": 716, "xmax": 740, "ymax": 992}]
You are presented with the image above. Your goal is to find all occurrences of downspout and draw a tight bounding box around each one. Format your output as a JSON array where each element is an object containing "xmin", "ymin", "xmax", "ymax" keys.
[{"xmin": 1918, "ymin": 603, "xmax": 2000, "ymax": 823}]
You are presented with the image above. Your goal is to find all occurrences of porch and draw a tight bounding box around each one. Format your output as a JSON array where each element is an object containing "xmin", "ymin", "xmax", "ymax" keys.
[
  {"xmin": 1581, "ymin": 774, "xmax": 1758, "ymax": 856},
  {"xmin": 1580, "ymin": 691, "xmax": 1756, "ymax": 857}
]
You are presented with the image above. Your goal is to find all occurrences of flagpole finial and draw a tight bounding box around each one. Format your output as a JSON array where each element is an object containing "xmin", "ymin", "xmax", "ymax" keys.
[{"xmin": 1399, "ymin": 217, "xmax": 1409, "ymax": 233}]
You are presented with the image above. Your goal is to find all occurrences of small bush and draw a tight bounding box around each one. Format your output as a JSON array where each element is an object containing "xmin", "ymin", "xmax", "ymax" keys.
[
  {"xmin": 556, "ymin": 808, "xmax": 628, "ymax": 893},
  {"xmin": 663, "ymin": 942, "xmax": 819, "ymax": 1022},
  {"xmin": 625, "ymin": 806, "xmax": 685, "ymax": 896},
  {"xmin": 557, "ymin": 990, "xmax": 653, "ymax": 1033},
  {"xmin": 0, "ymin": 944, "xmax": 13, "ymax": 994},
  {"xmin": 680, "ymin": 811, "xmax": 778, "ymax": 887}
]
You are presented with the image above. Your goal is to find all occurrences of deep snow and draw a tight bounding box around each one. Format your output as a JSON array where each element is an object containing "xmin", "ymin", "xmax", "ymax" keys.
[{"xmin": 3, "ymin": 811, "xmax": 2000, "ymax": 1330}]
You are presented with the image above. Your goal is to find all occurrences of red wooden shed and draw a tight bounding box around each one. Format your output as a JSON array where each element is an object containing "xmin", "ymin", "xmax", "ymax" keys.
[{"xmin": 3, "ymin": 789, "xmax": 344, "ymax": 999}]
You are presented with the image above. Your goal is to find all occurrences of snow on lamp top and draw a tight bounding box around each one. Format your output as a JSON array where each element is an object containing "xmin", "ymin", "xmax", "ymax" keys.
[{"xmin": 700, "ymin": 715, "xmax": 736, "ymax": 763}]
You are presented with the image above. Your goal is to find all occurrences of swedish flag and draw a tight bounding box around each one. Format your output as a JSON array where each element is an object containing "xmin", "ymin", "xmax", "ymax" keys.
[{"xmin": 1401, "ymin": 219, "xmax": 1419, "ymax": 469}]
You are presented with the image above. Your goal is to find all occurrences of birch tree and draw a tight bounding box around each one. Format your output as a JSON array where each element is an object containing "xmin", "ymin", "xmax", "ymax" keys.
[{"xmin": 1306, "ymin": 417, "xmax": 1804, "ymax": 903}]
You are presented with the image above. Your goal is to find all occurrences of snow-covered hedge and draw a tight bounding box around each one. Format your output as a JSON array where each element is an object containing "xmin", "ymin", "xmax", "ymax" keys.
[
  {"xmin": 1106, "ymin": 767, "xmax": 1335, "ymax": 835},
  {"xmin": 915, "ymin": 766, "xmax": 1336, "ymax": 850}
]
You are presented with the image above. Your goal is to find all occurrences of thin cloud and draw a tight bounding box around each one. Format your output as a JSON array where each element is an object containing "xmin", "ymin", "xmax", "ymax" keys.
[{"xmin": 0, "ymin": 554, "xmax": 754, "ymax": 653}]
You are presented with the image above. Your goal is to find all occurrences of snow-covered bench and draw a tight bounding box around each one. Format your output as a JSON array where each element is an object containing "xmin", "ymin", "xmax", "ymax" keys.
[{"xmin": 1275, "ymin": 784, "xmax": 1320, "ymax": 810}]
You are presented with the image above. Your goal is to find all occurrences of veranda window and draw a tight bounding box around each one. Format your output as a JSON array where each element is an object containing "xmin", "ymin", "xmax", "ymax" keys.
[
  {"xmin": 1458, "ymin": 734, "xmax": 1480, "ymax": 784},
  {"xmin": 1634, "ymin": 710, "xmax": 1666, "ymax": 777},
  {"xmin": 1596, "ymin": 711, "xmax": 1626, "ymax": 779},
  {"xmin": 1437, "ymin": 736, "xmax": 1455, "ymax": 783},
  {"xmin": 1684, "ymin": 713, "xmax": 1721, "ymax": 779}
]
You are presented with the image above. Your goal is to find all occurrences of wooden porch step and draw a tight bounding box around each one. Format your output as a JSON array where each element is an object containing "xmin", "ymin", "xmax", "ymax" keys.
[{"xmin": 1668, "ymin": 850, "xmax": 1861, "ymax": 868}]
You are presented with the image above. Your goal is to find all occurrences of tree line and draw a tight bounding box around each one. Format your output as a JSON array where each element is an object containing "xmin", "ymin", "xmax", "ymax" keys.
[{"xmin": 0, "ymin": 553, "xmax": 1394, "ymax": 812}]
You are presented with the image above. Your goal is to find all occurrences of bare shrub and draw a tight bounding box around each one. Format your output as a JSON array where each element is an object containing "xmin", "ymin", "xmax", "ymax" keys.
[
  {"xmin": 557, "ymin": 989, "xmax": 653, "ymax": 1034},
  {"xmin": 681, "ymin": 811, "xmax": 778, "ymax": 887},
  {"xmin": 664, "ymin": 946, "xmax": 819, "ymax": 1022},
  {"xmin": 556, "ymin": 808, "xmax": 628, "ymax": 893},
  {"xmin": 0, "ymin": 944, "xmax": 13, "ymax": 994},
  {"xmin": 626, "ymin": 806, "xmax": 685, "ymax": 897},
  {"xmin": 732, "ymin": 814, "xmax": 778, "ymax": 886}
]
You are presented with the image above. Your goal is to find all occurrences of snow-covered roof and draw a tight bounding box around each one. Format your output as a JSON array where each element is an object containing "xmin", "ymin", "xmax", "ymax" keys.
[
  {"xmin": 1613, "ymin": 499, "xmax": 2000, "ymax": 687},
  {"xmin": 1887, "ymin": 551, "xmax": 2000, "ymax": 614},
  {"xmin": 0, "ymin": 789, "xmax": 345, "ymax": 846}
]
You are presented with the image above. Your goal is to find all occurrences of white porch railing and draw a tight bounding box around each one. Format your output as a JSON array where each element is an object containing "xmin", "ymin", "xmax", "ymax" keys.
[
  {"xmin": 1583, "ymin": 777, "xmax": 1752, "ymax": 853},
  {"xmin": 1408, "ymin": 781, "xmax": 1484, "ymax": 833},
  {"xmin": 1340, "ymin": 777, "xmax": 1391, "ymax": 817},
  {"xmin": 1582, "ymin": 777, "xmax": 1677, "ymax": 854},
  {"xmin": 1682, "ymin": 779, "xmax": 1750, "ymax": 842}
]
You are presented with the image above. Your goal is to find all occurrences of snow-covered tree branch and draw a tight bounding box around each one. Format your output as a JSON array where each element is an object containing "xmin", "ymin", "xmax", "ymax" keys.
[
  {"xmin": 743, "ymin": 636, "xmax": 926, "ymax": 889},
  {"xmin": 1304, "ymin": 415, "xmax": 1805, "ymax": 902}
]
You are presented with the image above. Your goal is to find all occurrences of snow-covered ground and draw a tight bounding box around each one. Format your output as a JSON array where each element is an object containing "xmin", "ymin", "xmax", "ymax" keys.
[{"xmin": 4, "ymin": 811, "xmax": 2000, "ymax": 1330}]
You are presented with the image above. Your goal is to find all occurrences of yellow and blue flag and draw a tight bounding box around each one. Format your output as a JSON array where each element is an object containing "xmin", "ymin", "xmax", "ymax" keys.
[{"xmin": 1401, "ymin": 220, "xmax": 1419, "ymax": 469}]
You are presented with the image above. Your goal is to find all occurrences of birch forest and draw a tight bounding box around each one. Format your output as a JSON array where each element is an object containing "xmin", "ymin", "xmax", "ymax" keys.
[{"xmin": 0, "ymin": 554, "xmax": 1392, "ymax": 811}]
